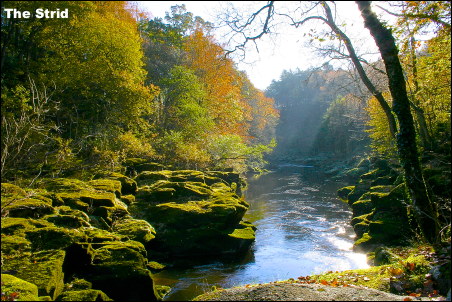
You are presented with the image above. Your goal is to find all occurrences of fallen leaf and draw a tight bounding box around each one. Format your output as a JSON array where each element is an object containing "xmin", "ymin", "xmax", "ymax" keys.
[
  {"xmin": 320, "ymin": 280, "xmax": 328, "ymax": 285},
  {"xmin": 407, "ymin": 262, "xmax": 416, "ymax": 271},
  {"xmin": 403, "ymin": 297, "xmax": 412, "ymax": 301}
]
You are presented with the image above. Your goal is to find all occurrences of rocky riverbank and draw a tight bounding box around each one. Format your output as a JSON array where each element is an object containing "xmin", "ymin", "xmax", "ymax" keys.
[
  {"xmin": 193, "ymin": 281, "xmax": 424, "ymax": 301},
  {"xmin": 1, "ymin": 159, "xmax": 255, "ymax": 301}
]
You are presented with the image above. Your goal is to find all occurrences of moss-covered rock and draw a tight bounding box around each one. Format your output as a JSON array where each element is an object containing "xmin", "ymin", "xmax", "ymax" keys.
[
  {"xmin": 2, "ymin": 250, "xmax": 66, "ymax": 300},
  {"xmin": 124, "ymin": 158, "xmax": 167, "ymax": 175},
  {"xmin": 137, "ymin": 180, "xmax": 212, "ymax": 202},
  {"xmin": 1, "ymin": 183, "xmax": 27, "ymax": 197},
  {"xmin": 132, "ymin": 176, "xmax": 253, "ymax": 256},
  {"xmin": 88, "ymin": 179, "xmax": 122, "ymax": 198},
  {"xmin": 1, "ymin": 234, "xmax": 32, "ymax": 255},
  {"xmin": 2, "ymin": 197, "xmax": 55, "ymax": 219},
  {"xmin": 44, "ymin": 206, "xmax": 91, "ymax": 229},
  {"xmin": 351, "ymin": 195, "xmax": 374, "ymax": 217},
  {"xmin": 154, "ymin": 285, "xmax": 171, "ymax": 301},
  {"xmin": 1, "ymin": 274, "xmax": 40, "ymax": 301},
  {"xmin": 82, "ymin": 240, "xmax": 157, "ymax": 301},
  {"xmin": 25, "ymin": 226, "xmax": 85, "ymax": 251},
  {"xmin": 93, "ymin": 172, "xmax": 138, "ymax": 195},
  {"xmin": 337, "ymin": 186, "xmax": 354, "ymax": 202},
  {"xmin": 83, "ymin": 228, "xmax": 123, "ymax": 244},
  {"xmin": 39, "ymin": 178, "xmax": 92, "ymax": 193},
  {"xmin": 120, "ymin": 194, "xmax": 135, "ymax": 205},
  {"xmin": 57, "ymin": 289, "xmax": 113, "ymax": 301},
  {"xmin": 112, "ymin": 218, "xmax": 156, "ymax": 245},
  {"xmin": 1, "ymin": 217, "xmax": 54, "ymax": 236},
  {"xmin": 63, "ymin": 278, "xmax": 92, "ymax": 291}
]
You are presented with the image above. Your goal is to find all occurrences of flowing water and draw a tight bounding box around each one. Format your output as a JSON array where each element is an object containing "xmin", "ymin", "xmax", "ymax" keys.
[{"xmin": 153, "ymin": 163, "xmax": 369, "ymax": 301}]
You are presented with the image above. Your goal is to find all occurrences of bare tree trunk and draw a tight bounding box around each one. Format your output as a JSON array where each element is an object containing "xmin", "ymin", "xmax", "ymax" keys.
[
  {"xmin": 356, "ymin": 1, "xmax": 439, "ymax": 243},
  {"xmin": 320, "ymin": 2, "xmax": 398, "ymax": 138}
]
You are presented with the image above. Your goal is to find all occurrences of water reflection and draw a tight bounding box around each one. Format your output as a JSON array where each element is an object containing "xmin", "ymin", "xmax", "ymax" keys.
[{"xmin": 154, "ymin": 164, "xmax": 369, "ymax": 301}]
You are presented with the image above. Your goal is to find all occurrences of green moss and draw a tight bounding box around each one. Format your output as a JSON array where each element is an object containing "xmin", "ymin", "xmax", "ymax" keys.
[
  {"xmin": 84, "ymin": 240, "xmax": 156, "ymax": 301},
  {"xmin": 112, "ymin": 218, "xmax": 156, "ymax": 244},
  {"xmin": 1, "ymin": 274, "xmax": 39, "ymax": 301},
  {"xmin": 353, "ymin": 232, "xmax": 374, "ymax": 251},
  {"xmin": 351, "ymin": 212, "xmax": 374, "ymax": 226},
  {"xmin": 351, "ymin": 198, "xmax": 374, "ymax": 217},
  {"xmin": 44, "ymin": 214, "xmax": 91, "ymax": 229},
  {"xmin": 1, "ymin": 183, "xmax": 27, "ymax": 197},
  {"xmin": 100, "ymin": 172, "xmax": 137, "ymax": 195},
  {"xmin": 120, "ymin": 194, "xmax": 135, "ymax": 205},
  {"xmin": 1, "ymin": 217, "xmax": 53, "ymax": 236},
  {"xmin": 58, "ymin": 289, "xmax": 113, "ymax": 301},
  {"xmin": 1, "ymin": 234, "xmax": 31, "ymax": 255},
  {"xmin": 353, "ymin": 221, "xmax": 370, "ymax": 237},
  {"xmin": 135, "ymin": 171, "xmax": 168, "ymax": 186},
  {"xmin": 91, "ymin": 240, "xmax": 147, "ymax": 265},
  {"xmin": 88, "ymin": 179, "xmax": 122, "ymax": 197},
  {"xmin": 147, "ymin": 261, "xmax": 166, "ymax": 271},
  {"xmin": 25, "ymin": 226, "xmax": 84, "ymax": 251},
  {"xmin": 154, "ymin": 285, "xmax": 171, "ymax": 301},
  {"xmin": 56, "ymin": 206, "xmax": 90, "ymax": 223},
  {"xmin": 3, "ymin": 198, "xmax": 55, "ymax": 219},
  {"xmin": 2, "ymin": 250, "xmax": 66, "ymax": 300},
  {"xmin": 84, "ymin": 228, "xmax": 123, "ymax": 244},
  {"xmin": 228, "ymin": 227, "xmax": 255, "ymax": 240},
  {"xmin": 64, "ymin": 278, "xmax": 92, "ymax": 290},
  {"xmin": 311, "ymin": 265, "xmax": 393, "ymax": 292},
  {"xmin": 39, "ymin": 178, "xmax": 92, "ymax": 193},
  {"xmin": 337, "ymin": 186, "xmax": 354, "ymax": 202}
]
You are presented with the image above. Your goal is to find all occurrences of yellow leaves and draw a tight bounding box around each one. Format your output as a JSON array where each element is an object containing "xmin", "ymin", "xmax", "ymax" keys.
[{"xmin": 387, "ymin": 267, "xmax": 404, "ymax": 277}]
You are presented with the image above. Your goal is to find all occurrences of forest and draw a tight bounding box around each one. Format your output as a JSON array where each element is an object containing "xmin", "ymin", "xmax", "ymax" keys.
[{"xmin": 1, "ymin": 1, "xmax": 450, "ymax": 301}]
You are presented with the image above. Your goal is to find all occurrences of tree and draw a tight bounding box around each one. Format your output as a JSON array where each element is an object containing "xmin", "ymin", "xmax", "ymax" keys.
[
  {"xmin": 357, "ymin": 1, "xmax": 439, "ymax": 242},
  {"xmin": 221, "ymin": 1, "xmax": 441, "ymax": 243}
]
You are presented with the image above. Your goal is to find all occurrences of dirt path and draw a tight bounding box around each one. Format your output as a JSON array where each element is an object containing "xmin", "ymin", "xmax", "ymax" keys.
[{"xmin": 193, "ymin": 281, "xmax": 429, "ymax": 301}]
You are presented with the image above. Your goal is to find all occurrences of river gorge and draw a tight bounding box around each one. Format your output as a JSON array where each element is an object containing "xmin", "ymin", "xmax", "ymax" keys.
[{"xmin": 154, "ymin": 163, "xmax": 370, "ymax": 301}]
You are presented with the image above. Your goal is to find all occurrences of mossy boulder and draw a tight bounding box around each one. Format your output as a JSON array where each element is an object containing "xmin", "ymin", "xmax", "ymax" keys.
[
  {"xmin": 124, "ymin": 158, "xmax": 167, "ymax": 176},
  {"xmin": 1, "ymin": 234, "xmax": 32, "ymax": 255},
  {"xmin": 44, "ymin": 206, "xmax": 91, "ymax": 229},
  {"xmin": 2, "ymin": 250, "xmax": 66, "ymax": 300},
  {"xmin": 1, "ymin": 274, "xmax": 40, "ymax": 301},
  {"xmin": 25, "ymin": 226, "xmax": 85, "ymax": 251},
  {"xmin": 112, "ymin": 218, "xmax": 156, "ymax": 245},
  {"xmin": 88, "ymin": 179, "xmax": 122, "ymax": 198},
  {"xmin": 120, "ymin": 194, "xmax": 135, "ymax": 205},
  {"xmin": 1, "ymin": 217, "xmax": 54, "ymax": 236},
  {"xmin": 337, "ymin": 186, "xmax": 354, "ymax": 202},
  {"xmin": 1, "ymin": 182, "xmax": 27, "ymax": 196},
  {"xmin": 93, "ymin": 172, "xmax": 138, "ymax": 195},
  {"xmin": 135, "ymin": 170, "xmax": 246, "ymax": 195},
  {"xmin": 136, "ymin": 180, "xmax": 212, "ymax": 202},
  {"xmin": 82, "ymin": 240, "xmax": 157, "ymax": 301},
  {"xmin": 39, "ymin": 178, "xmax": 92, "ymax": 193},
  {"xmin": 2, "ymin": 196, "xmax": 55, "ymax": 219},
  {"xmin": 132, "ymin": 178, "xmax": 253, "ymax": 256},
  {"xmin": 351, "ymin": 195, "xmax": 374, "ymax": 217}
]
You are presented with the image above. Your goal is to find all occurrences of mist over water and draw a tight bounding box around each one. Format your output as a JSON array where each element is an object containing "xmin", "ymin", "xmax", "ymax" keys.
[{"xmin": 154, "ymin": 164, "xmax": 369, "ymax": 301}]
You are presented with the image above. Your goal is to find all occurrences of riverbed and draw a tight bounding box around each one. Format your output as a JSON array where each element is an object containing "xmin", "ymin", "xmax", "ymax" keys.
[{"xmin": 153, "ymin": 164, "xmax": 369, "ymax": 301}]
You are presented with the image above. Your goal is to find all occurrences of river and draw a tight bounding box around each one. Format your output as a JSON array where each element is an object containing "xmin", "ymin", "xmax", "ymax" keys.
[{"xmin": 153, "ymin": 163, "xmax": 369, "ymax": 301}]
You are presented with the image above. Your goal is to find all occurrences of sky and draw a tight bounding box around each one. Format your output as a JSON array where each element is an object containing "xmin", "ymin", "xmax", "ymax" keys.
[{"xmin": 136, "ymin": 1, "xmax": 387, "ymax": 90}]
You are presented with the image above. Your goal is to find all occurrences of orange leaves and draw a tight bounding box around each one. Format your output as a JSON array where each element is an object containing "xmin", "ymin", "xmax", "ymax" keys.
[{"xmin": 184, "ymin": 29, "xmax": 247, "ymax": 136}]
